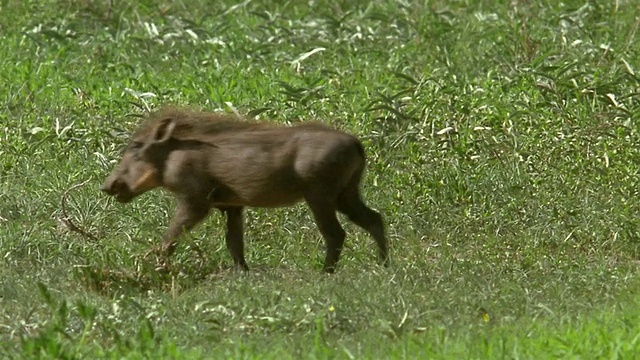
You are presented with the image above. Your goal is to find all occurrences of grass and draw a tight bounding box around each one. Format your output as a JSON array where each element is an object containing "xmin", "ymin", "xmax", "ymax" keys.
[{"xmin": 1, "ymin": 0, "xmax": 640, "ymax": 358}]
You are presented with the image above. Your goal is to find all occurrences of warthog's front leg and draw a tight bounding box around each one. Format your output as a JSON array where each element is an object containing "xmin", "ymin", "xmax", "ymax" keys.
[
  {"xmin": 162, "ymin": 198, "xmax": 210, "ymax": 256},
  {"xmin": 306, "ymin": 200, "xmax": 346, "ymax": 273},
  {"xmin": 220, "ymin": 206, "xmax": 249, "ymax": 271}
]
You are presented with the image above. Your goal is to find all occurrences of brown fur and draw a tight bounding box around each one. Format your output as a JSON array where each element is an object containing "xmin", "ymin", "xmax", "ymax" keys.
[{"xmin": 102, "ymin": 107, "xmax": 388, "ymax": 273}]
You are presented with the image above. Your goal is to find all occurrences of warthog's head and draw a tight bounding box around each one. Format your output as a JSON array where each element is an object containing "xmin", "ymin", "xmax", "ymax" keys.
[{"xmin": 101, "ymin": 117, "xmax": 177, "ymax": 203}]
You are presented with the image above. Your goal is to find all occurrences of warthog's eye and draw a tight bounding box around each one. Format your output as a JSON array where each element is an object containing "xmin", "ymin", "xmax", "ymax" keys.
[
  {"xmin": 128, "ymin": 141, "xmax": 143, "ymax": 150},
  {"xmin": 126, "ymin": 141, "xmax": 145, "ymax": 159}
]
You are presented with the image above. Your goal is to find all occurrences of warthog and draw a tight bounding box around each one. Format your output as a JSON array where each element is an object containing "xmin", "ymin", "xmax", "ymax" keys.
[{"xmin": 101, "ymin": 107, "xmax": 389, "ymax": 273}]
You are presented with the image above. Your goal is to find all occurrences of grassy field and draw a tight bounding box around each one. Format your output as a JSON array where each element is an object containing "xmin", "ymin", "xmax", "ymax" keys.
[{"xmin": 2, "ymin": 0, "xmax": 640, "ymax": 358}]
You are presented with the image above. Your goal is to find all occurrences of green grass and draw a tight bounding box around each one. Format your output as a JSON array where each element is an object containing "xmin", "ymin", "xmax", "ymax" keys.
[{"xmin": 2, "ymin": 0, "xmax": 640, "ymax": 358}]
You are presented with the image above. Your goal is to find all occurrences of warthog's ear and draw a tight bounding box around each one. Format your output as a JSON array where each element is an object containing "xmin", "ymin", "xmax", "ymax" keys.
[{"xmin": 152, "ymin": 117, "xmax": 176, "ymax": 143}]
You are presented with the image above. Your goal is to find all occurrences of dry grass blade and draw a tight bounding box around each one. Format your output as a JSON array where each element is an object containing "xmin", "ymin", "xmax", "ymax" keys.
[{"xmin": 60, "ymin": 178, "xmax": 98, "ymax": 241}]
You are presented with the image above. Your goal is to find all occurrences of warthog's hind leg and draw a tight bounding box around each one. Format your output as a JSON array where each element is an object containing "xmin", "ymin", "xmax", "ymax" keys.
[
  {"xmin": 337, "ymin": 190, "xmax": 389, "ymax": 267},
  {"xmin": 221, "ymin": 206, "xmax": 249, "ymax": 271}
]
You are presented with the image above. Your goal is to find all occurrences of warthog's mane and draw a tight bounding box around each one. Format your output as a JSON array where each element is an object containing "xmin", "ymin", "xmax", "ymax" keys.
[
  {"xmin": 131, "ymin": 107, "xmax": 338, "ymax": 148},
  {"xmin": 134, "ymin": 107, "xmax": 273, "ymax": 141}
]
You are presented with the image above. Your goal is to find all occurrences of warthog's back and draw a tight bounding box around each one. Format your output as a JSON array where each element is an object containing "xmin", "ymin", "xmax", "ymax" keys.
[{"xmin": 194, "ymin": 123, "xmax": 364, "ymax": 208}]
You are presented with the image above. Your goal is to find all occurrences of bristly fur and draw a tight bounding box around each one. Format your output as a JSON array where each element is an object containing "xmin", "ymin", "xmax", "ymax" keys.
[
  {"xmin": 133, "ymin": 106, "xmax": 269, "ymax": 141},
  {"xmin": 133, "ymin": 106, "xmax": 336, "ymax": 143}
]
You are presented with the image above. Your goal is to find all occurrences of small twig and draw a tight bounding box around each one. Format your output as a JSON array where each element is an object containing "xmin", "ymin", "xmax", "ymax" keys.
[
  {"xmin": 61, "ymin": 178, "xmax": 98, "ymax": 241},
  {"xmin": 105, "ymin": 0, "xmax": 113, "ymax": 21}
]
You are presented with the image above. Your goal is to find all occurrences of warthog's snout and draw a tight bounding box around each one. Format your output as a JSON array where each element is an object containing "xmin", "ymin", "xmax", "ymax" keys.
[{"xmin": 101, "ymin": 177, "xmax": 135, "ymax": 203}]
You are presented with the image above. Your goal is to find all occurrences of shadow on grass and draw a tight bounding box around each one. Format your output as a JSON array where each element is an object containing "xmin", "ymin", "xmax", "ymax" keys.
[
  {"xmin": 71, "ymin": 247, "xmax": 319, "ymax": 296},
  {"xmin": 72, "ymin": 249, "xmax": 241, "ymax": 295}
]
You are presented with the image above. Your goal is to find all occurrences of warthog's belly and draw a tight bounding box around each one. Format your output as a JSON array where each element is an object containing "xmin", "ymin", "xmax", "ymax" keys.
[{"xmin": 208, "ymin": 185, "xmax": 304, "ymax": 208}]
